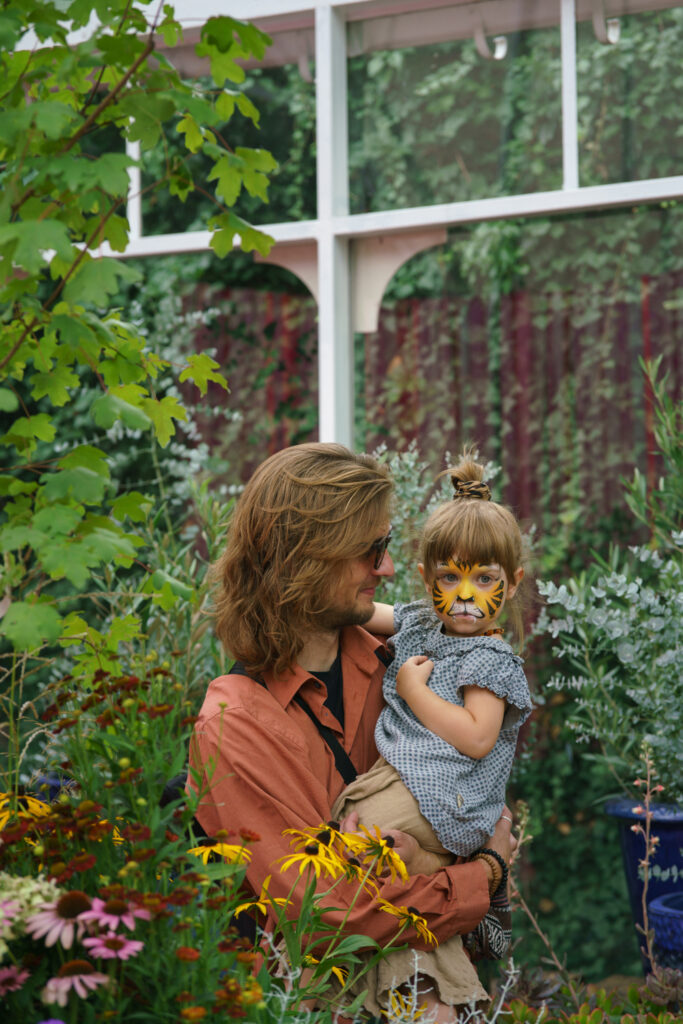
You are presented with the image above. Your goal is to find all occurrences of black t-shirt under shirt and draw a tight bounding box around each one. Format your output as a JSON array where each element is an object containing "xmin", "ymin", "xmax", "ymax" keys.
[{"xmin": 313, "ymin": 646, "xmax": 344, "ymax": 729}]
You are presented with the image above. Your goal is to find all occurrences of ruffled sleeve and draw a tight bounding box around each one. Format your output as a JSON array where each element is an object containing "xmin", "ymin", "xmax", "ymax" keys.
[
  {"xmin": 393, "ymin": 599, "xmax": 434, "ymax": 633},
  {"xmin": 456, "ymin": 642, "xmax": 532, "ymax": 728}
]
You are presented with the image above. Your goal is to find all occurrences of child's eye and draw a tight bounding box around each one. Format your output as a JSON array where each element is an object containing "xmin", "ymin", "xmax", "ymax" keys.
[
  {"xmin": 442, "ymin": 574, "xmax": 458, "ymax": 584},
  {"xmin": 478, "ymin": 574, "xmax": 492, "ymax": 584}
]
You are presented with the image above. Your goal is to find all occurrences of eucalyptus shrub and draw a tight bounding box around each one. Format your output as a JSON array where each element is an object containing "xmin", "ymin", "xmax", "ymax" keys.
[{"xmin": 535, "ymin": 368, "xmax": 683, "ymax": 804}]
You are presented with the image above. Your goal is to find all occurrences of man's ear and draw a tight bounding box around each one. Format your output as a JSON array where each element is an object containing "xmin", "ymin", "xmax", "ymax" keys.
[
  {"xmin": 418, "ymin": 563, "xmax": 431, "ymax": 595},
  {"xmin": 506, "ymin": 566, "xmax": 525, "ymax": 600}
]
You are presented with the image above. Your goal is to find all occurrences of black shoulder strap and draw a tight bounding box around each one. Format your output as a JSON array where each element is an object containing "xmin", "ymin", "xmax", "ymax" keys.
[{"xmin": 231, "ymin": 661, "xmax": 357, "ymax": 785}]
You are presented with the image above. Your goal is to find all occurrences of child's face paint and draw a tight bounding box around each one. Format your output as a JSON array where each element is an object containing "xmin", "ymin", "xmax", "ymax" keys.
[{"xmin": 425, "ymin": 557, "xmax": 520, "ymax": 637}]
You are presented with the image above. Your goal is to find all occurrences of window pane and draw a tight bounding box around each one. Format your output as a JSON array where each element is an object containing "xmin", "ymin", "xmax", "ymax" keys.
[
  {"xmin": 347, "ymin": 6, "xmax": 562, "ymax": 213},
  {"xmin": 578, "ymin": 7, "xmax": 683, "ymax": 185},
  {"xmin": 121, "ymin": 253, "xmax": 318, "ymax": 486},
  {"xmin": 358, "ymin": 204, "xmax": 683, "ymax": 547},
  {"xmin": 188, "ymin": 261, "xmax": 318, "ymax": 482},
  {"xmin": 142, "ymin": 64, "xmax": 316, "ymax": 234}
]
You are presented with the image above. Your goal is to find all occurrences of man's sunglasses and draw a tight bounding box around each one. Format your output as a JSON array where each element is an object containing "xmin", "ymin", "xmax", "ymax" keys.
[{"xmin": 367, "ymin": 529, "xmax": 392, "ymax": 570}]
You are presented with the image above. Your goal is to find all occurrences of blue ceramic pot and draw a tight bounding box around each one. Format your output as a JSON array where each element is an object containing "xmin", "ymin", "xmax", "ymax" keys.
[
  {"xmin": 648, "ymin": 892, "xmax": 683, "ymax": 971},
  {"xmin": 605, "ymin": 799, "xmax": 683, "ymax": 972}
]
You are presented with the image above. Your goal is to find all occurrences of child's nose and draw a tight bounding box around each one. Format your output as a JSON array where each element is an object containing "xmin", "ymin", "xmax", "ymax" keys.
[{"xmin": 456, "ymin": 579, "xmax": 475, "ymax": 601}]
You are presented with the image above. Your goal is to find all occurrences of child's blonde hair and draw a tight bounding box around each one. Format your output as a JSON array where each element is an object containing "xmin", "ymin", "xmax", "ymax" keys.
[{"xmin": 420, "ymin": 449, "xmax": 527, "ymax": 644}]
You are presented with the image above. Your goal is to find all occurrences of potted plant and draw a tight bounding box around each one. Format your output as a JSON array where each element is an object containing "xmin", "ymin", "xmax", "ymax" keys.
[{"xmin": 534, "ymin": 362, "xmax": 682, "ymax": 970}]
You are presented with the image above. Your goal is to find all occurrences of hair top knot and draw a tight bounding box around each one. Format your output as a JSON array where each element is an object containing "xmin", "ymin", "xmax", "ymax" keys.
[{"xmin": 452, "ymin": 479, "xmax": 491, "ymax": 502}]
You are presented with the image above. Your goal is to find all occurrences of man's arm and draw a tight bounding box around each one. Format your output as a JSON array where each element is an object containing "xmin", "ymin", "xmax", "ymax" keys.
[
  {"xmin": 396, "ymin": 656, "xmax": 505, "ymax": 759},
  {"xmin": 190, "ymin": 704, "xmax": 491, "ymax": 951}
]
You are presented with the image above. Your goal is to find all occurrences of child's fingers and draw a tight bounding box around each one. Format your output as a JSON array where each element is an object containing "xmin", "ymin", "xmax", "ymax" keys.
[{"xmin": 403, "ymin": 655, "xmax": 433, "ymax": 668}]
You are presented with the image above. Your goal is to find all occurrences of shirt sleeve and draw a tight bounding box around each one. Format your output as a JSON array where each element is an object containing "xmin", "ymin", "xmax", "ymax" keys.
[
  {"xmin": 189, "ymin": 704, "xmax": 490, "ymax": 951},
  {"xmin": 456, "ymin": 645, "xmax": 532, "ymax": 726}
]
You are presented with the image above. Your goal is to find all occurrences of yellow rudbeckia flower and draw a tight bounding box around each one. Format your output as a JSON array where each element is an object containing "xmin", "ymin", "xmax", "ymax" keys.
[
  {"xmin": 376, "ymin": 898, "xmax": 437, "ymax": 946},
  {"xmin": 233, "ymin": 875, "xmax": 288, "ymax": 918},
  {"xmin": 187, "ymin": 842, "xmax": 252, "ymax": 865}
]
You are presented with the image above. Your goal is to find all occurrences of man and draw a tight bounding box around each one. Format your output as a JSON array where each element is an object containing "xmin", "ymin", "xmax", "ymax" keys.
[{"xmin": 188, "ymin": 442, "xmax": 513, "ymax": 952}]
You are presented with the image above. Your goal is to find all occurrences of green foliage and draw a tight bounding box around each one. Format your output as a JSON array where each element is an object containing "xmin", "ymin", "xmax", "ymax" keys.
[
  {"xmin": 509, "ymin": 704, "xmax": 642, "ymax": 981},
  {"xmin": 347, "ymin": 29, "xmax": 562, "ymax": 213},
  {"xmin": 0, "ymin": 0, "xmax": 275, "ymax": 665},
  {"xmin": 536, "ymin": 367, "xmax": 683, "ymax": 804}
]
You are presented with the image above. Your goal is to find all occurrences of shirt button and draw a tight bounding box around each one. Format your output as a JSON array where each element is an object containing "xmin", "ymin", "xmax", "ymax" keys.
[{"xmin": 314, "ymin": 681, "xmax": 322, "ymax": 689}]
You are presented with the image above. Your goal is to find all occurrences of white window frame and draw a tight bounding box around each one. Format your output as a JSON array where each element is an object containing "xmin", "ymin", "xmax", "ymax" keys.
[{"xmin": 110, "ymin": 0, "xmax": 683, "ymax": 447}]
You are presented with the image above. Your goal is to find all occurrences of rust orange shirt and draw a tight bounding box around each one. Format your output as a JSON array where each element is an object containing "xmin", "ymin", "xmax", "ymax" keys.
[{"xmin": 188, "ymin": 624, "xmax": 490, "ymax": 949}]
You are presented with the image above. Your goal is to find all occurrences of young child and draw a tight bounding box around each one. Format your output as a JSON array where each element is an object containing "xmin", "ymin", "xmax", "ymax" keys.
[{"xmin": 331, "ymin": 451, "xmax": 533, "ymax": 1020}]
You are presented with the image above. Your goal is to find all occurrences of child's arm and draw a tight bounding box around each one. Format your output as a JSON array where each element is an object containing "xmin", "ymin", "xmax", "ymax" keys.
[
  {"xmin": 396, "ymin": 656, "xmax": 505, "ymax": 759},
  {"xmin": 364, "ymin": 601, "xmax": 395, "ymax": 636}
]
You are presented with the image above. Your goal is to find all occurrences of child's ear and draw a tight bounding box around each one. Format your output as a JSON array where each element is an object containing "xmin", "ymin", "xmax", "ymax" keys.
[
  {"xmin": 506, "ymin": 566, "xmax": 525, "ymax": 600},
  {"xmin": 418, "ymin": 563, "xmax": 431, "ymax": 595}
]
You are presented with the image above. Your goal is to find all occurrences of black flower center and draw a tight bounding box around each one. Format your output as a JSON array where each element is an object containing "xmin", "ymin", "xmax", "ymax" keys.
[{"xmin": 56, "ymin": 890, "xmax": 91, "ymax": 918}]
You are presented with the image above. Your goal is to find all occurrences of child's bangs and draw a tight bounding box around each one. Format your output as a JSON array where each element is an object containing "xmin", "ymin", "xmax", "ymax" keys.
[{"xmin": 425, "ymin": 503, "xmax": 519, "ymax": 578}]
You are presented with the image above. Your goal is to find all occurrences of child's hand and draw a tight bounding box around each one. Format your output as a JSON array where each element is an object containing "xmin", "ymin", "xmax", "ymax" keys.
[{"xmin": 396, "ymin": 655, "xmax": 434, "ymax": 702}]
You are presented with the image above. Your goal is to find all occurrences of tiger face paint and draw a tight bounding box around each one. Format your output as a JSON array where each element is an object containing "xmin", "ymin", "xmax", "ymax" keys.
[{"xmin": 424, "ymin": 558, "xmax": 522, "ymax": 637}]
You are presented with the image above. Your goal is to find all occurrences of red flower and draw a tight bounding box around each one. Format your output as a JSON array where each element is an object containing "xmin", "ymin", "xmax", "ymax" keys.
[
  {"xmin": 136, "ymin": 893, "xmax": 168, "ymax": 916},
  {"xmin": 130, "ymin": 847, "xmax": 155, "ymax": 863},
  {"xmin": 166, "ymin": 887, "xmax": 198, "ymax": 907},
  {"xmin": 67, "ymin": 852, "xmax": 97, "ymax": 873},
  {"xmin": 75, "ymin": 800, "xmax": 103, "ymax": 818},
  {"xmin": 145, "ymin": 703, "xmax": 174, "ymax": 719},
  {"xmin": 122, "ymin": 823, "xmax": 152, "ymax": 842},
  {"xmin": 239, "ymin": 828, "xmax": 261, "ymax": 843},
  {"xmin": 81, "ymin": 693, "xmax": 106, "ymax": 710},
  {"xmin": 52, "ymin": 715, "xmax": 81, "ymax": 734},
  {"xmin": 86, "ymin": 820, "xmax": 113, "ymax": 841},
  {"xmin": 47, "ymin": 861, "xmax": 74, "ymax": 883},
  {"xmin": 175, "ymin": 946, "xmax": 201, "ymax": 961},
  {"xmin": 205, "ymin": 896, "xmax": 227, "ymax": 910},
  {"xmin": 0, "ymin": 820, "xmax": 29, "ymax": 844},
  {"xmin": 180, "ymin": 1008, "xmax": 207, "ymax": 1021}
]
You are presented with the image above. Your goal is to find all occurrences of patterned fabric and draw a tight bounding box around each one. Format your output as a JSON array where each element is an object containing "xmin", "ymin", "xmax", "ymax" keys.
[
  {"xmin": 464, "ymin": 876, "xmax": 512, "ymax": 962},
  {"xmin": 374, "ymin": 600, "xmax": 532, "ymax": 857}
]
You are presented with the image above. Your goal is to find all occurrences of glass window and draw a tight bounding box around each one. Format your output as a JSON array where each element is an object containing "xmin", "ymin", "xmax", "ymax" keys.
[
  {"xmin": 119, "ymin": 253, "xmax": 318, "ymax": 487},
  {"xmin": 187, "ymin": 259, "xmax": 318, "ymax": 483},
  {"xmin": 357, "ymin": 204, "xmax": 683, "ymax": 543},
  {"xmin": 141, "ymin": 64, "xmax": 316, "ymax": 234},
  {"xmin": 577, "ymin": 6, "xmax": 683, "ymax": 185},
  {"xmin": 347, "ymin": 5, "xmax": 562, "ymax": 213}
]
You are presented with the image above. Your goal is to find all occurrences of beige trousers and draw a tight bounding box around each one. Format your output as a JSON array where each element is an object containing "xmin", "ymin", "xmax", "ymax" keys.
[{"xmin": 330, "ymin": 757, "xmax": 488, "ymax": 1014}]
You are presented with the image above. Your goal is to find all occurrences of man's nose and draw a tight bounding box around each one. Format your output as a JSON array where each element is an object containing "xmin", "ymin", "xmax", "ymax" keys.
[{"xmin": 372, "ymin": 550, "xmax": 395, "ymax": 577}]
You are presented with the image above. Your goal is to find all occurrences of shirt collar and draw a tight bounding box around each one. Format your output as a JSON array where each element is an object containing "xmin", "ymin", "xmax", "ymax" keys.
[{"xmin": 262, "ymin": 625, "xmax": 387, "ymax": 710}]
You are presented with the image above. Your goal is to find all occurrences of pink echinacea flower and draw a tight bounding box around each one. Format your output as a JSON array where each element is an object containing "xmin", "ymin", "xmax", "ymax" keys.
[
  {"xmin": 41, "ymin": 959, "xmax": 108, "ymax": 1007},
  {"xmin": 25, "ymin": 891, "xmax": 92, "ymax": 948},
  {"xmin": 0, "ymin": 965, "xmax": 30, "ymax": 995},
  {"xmin": 83, "ymin": 930, "xmax": 144, "ymax": 960},
  {"xmin": 78, "ymin": 895, "xmax": 150, "ymax": 931}
]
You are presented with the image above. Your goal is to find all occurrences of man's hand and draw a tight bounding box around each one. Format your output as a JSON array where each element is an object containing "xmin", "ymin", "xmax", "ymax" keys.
[
  {"xmin": 485, "ymin": 805, "xmax": 517, "ymax": 866},
  {"xmin": 336, "ymin": 811, "xmax": 445, "ymax": 876},
  {"xmin": 396, "ymin": 655, "xmax": 434, "ymax": 702}
]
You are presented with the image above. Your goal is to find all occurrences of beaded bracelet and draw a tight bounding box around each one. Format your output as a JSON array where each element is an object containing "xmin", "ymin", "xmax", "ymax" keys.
[
  {"xmin": 470, "ymin": 852, "xmax": 502, "ymax": 896},
  {"xmin": 478, "ymin": 847, "xmax": 509, "ymax": 895}
]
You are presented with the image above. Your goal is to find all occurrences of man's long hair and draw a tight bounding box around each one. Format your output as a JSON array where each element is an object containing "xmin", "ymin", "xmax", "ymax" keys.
[{"xmin": 212, "ymin": 443, "xmax": 393, "ymax": 677}]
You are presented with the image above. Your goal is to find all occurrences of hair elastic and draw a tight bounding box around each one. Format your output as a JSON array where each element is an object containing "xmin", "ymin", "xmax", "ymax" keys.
[{"xmin": 452, "ymin": 479, "xmax": 491, "ymax": 501}]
